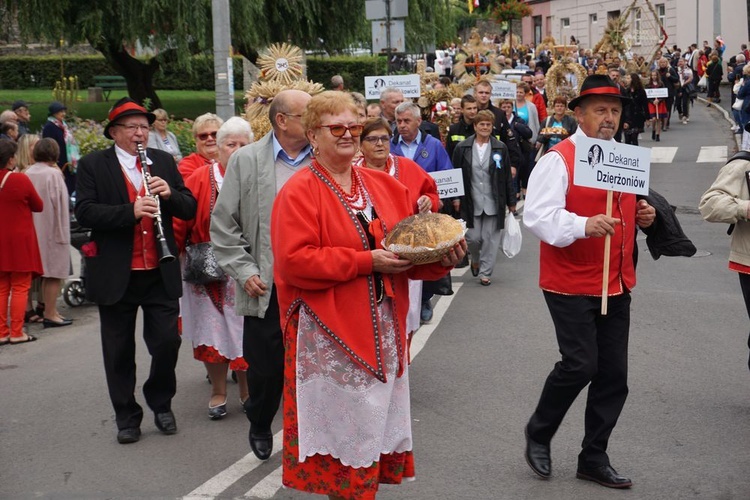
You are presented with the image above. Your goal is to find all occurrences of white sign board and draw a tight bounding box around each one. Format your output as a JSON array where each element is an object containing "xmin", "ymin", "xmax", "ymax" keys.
[
  {"xmin": 645, "ymin": 88, "xmax": 668, "ymax": 99},
  {"xmin": 365, "ymin": 0, "xmax": 408, "ymax": 19},
  {"xmin": 573, "ymin": 137, "xmax": 650, "ymax": 195},
  {"xmin": 491, "ymin": 80, "xmax": 517, "ymax": 100},
  {"xmin": 371, "ymin": 20, "xmax": 405, "ymax": 53},
  {"xmin": 364, "ymin": 74, "xmax": 421, "ymax": 100},
  {"xmin": 429, "ymin": 168, "xmax": 465, "ymax": 199}
]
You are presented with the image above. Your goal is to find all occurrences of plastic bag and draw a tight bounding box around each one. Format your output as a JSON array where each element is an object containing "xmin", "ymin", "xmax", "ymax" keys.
[{"xmin": 500, "ymin": 211, "xmax": 522, "ymax": 258}]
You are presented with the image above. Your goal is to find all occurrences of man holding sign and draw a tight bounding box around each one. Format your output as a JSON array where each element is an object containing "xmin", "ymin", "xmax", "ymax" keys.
[{"xmin": 522, "ymin": 75, "xmax": 655, "ymax": 489}]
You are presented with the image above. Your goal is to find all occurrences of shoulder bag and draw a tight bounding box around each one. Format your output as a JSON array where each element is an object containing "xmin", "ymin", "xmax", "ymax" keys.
[{"xmin": 183, "ymin": 166, "xmax": 227, "ymax": 284}]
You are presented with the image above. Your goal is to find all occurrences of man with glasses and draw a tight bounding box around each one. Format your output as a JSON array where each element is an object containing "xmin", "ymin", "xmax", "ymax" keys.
[
  {"xmin": 75, "ymin": 97, "xmax": 197, "ymax": 444},
  {"xmin": 211, "ymin": 89, "xmax": 312, "ymax": 461}
]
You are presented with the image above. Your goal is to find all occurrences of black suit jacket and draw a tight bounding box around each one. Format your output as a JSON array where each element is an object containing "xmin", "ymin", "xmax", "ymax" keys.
[{"xmin": 75, "ymin": 146, "xmax": 197, "ymax": 305}]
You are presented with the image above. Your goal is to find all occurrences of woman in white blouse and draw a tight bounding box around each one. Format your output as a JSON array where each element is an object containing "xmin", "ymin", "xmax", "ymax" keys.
[{"xmin": 147, "ymin": 109, "xmax": 183, "ymax": 162}]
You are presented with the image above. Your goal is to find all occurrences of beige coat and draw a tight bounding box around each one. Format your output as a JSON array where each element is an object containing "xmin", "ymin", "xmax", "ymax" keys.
[
  {"xmin": 25, "ymin": 162, "xmax": 71, "ymax": 278},
  {"xmin": 210, "ymin": 132, "xmax": 279, "ymax": 318},
  {"xmin": 699, "ymin": 157, "xmax": 750, "ymax": 267}
]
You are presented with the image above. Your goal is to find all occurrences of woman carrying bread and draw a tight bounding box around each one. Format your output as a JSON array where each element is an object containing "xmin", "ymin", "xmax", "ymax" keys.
[
  {"xmin": 452, "ymin": 109, "xmax": 516, "ymax": 286},
  {"xmin": 271, "ymin": 91, "xmax": 466, "ymax": 500},
  {"xmin": 355, "ymin": 117, "xmax": 440, "ymax": 337}
]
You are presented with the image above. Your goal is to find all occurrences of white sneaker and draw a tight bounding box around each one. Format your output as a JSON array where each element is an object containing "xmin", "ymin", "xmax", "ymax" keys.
[
  {"xmin": 682, "ymin": 118, "xmax": 688, "ymax": 125},
  {"xmin": 732, "ymin": 125, "xmax": 740, "ymax": 132}
]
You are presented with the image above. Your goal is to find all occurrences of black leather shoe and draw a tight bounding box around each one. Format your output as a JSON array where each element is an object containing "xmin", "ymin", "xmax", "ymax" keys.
[
  {"xmin": 524, "ymin": 429, "xmax": 551, "ymax": 478},
  {"xmin": 154, "ymin": 411, "xmax": 177, "ymax": 434},
  {"xmin": 117, "ymin": 427, "xmax": 141, "ymax": 444},
  {"xmin": 576, "ymin": 464, "xmax": 632, "ymax": 489},
  {"xmin": 43, "ymin": 318, "xmax": 72, "ymax": 328},
  {"xmin": 249, "ymin": 429, "xmax": 273, "ymax": 460}
]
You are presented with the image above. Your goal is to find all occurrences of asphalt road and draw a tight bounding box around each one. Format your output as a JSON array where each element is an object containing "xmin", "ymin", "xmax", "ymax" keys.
[{"xmin": 2, "ymin": 96, "xmax": 749, "ymax": 500}]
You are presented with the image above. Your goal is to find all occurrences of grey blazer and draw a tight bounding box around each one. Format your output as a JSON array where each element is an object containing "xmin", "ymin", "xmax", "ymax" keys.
[
  {"xmin": 147, "ymin": 131, "xmax": 183, "ymax": 162},
  {"xmin": 210, "ymin": 132, "xmax": 277, "ymax": 318}
]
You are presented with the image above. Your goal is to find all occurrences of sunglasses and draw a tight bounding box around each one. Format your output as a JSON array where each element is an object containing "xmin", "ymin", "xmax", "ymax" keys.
[
  {"xmin": 361, "ymin": 135, "xmax": 390, "ymax": 144},
  {"xmin": 317, "ymin": 124, "xmax": 364, "ymax": 137},
  {"xmin": 197, "ymin": 131, "xmax": 218, "ymax": 141}
]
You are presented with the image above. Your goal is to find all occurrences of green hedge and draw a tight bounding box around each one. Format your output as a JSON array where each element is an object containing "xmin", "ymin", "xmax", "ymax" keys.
[
  {"xmin": 0, "ymin": 55, "xmax": 245, "ymax": 90},
  {"xmin": 0, "ymin": 54, "xmax": 386, "ymax": 94},
  {"xmin": 306, "ymin": 55, "xmax": 387, "ymax": 95}
]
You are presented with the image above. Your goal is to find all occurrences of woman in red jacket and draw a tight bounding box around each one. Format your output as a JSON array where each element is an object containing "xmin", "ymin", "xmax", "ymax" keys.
[{"xmin": 0, "ymin": 139, "xmax": 44, "ymax": 344}]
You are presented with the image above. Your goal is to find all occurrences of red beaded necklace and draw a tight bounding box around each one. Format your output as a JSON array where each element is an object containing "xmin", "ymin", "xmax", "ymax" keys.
[{"xmin": 312, "ymin": 160, "xmax": 367, "ymax": 211}]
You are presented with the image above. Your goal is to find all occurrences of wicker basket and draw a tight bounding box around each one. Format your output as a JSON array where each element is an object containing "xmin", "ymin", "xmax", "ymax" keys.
[{"xmin": 392, "ymin": 246, "xmax": 455, "ymax": 265}]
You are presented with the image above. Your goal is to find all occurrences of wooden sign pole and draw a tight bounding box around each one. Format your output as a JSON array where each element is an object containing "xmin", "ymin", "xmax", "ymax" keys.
[{"xmin": 601, "ymin": 190, "xmax": 613, "ymax": 315}]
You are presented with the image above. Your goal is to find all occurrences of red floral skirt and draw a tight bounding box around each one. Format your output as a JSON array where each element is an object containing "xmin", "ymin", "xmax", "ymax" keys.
[
  {"xmin": 193, "ymin": 345, "xmax": 248, "ymax": 371},
  {"xmin": 281, "ymin": 314, "xmax": 415, "ymax": 500}
]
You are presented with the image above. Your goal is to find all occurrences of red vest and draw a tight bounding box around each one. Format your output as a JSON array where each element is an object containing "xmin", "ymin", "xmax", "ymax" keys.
[
  {"xmin": 539, "ymin": 138, "xmax": 636, "ymax": 296},
  {"xmin": 122, "ymin": 171, "xmax": 159, "ymax": 271}
]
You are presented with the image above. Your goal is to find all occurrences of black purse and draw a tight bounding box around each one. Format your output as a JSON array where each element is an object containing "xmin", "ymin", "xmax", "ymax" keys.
[{"xmin": 182, "ymin": 166, "xmax": 227, "ymax": 284}]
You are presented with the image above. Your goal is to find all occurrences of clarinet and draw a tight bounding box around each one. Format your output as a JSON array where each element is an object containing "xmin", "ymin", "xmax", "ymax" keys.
[{"xmin": 136, "ymin": 142, "xmax": 176, "ymax": 264}]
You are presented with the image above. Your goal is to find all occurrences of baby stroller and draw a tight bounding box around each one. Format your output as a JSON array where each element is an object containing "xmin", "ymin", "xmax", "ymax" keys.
[{"xmin": 63, "ymin": 210, "xmax": 91, "ymax": 307}]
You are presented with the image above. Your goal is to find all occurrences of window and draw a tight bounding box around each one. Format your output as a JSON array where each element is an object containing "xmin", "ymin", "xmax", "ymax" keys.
[
  {"xmin": 545, "ymin": 16, "xmax": 552, "ymax": 36},
  {"xmin": 590, "ymin": 14, "xmax": 597, "ymax": 23},
  {"xmin": 633, "ymin": 7, "xmax": 642, "ymax": 45},
  {"xmin": 607, "ymin": 10, "xmax": 620, "ymax": 20},
  {"xmin": 533, "ymin": 15, "xmax": 543, "ymax": 45},
  {"xmin": 561, "ymin": 17, "xmax": 570, "ymax": 28},
  {"xmin": 656, "ymin": 3, "xmax": 665, "ymax": 28}
]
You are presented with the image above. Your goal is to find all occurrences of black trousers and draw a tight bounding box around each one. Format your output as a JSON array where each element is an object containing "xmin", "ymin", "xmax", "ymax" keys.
[
  {"xmin": 675, "ymin": 88, "xmax": 691, "ymax": 119},
  {"xmin": 242, "ymin": 286, "xmax": 284, "ymax": 433},
  {"xmin": 737, "ymin": 274, "xmax": 750, "ymax": 371},
  {"xmin": 98, "ymin": 270, "xmax": 181, "ymax": 430},
  {"xmin": 527, "ymin": 291, "xmax": 631, "ymax": 468}
]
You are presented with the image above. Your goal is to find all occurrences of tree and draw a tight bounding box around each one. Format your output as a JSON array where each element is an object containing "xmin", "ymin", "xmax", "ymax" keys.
[{"xmin": 6, "ymin": 0, "xmax": 365, "ymax": 108}]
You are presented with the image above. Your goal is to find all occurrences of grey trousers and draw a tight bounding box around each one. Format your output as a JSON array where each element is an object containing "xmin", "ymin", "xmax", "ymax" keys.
[{"xmin": 466, "ymin": 213, "xmax": 502, "ymax": 279}]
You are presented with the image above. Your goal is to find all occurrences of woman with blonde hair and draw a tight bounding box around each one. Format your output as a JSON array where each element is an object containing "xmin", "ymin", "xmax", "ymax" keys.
[
  {"xmin": 272, "ymin": 91, "xmax": 465, "ymax": 499},
  {"xmin": 147, "ymin": 108, "xmax": 183, "ymax": 163},
  {"xmin": 15, "ymin": 134, "xmax": 39, "ymax": 173},
  {"xmin": 177, "ymin": 113, "xmax": 223, "ymax": 179}
]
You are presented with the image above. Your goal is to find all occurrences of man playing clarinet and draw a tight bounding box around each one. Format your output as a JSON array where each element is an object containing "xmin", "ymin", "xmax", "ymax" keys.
[{"xmin": 75, "ymin": 98, "xmax": 196, "ymax": 444}]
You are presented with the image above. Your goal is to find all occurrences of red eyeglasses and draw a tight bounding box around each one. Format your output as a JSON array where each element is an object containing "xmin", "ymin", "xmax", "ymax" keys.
[
  {"xmin": 317, "ymin": 124, "xmax": 364, "ymax": 137},
  {"xmin": 197, "ymin": 131, "xmax": 218, "ymax": 141}
]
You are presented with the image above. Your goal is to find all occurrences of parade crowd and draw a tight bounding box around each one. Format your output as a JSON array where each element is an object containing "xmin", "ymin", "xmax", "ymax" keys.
[{"xmin": 1, "ymin": 31, "xmax": 749, "ymax": 499}]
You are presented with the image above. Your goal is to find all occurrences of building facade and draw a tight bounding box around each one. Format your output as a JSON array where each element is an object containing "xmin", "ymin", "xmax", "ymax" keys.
[{"xmin": 521, "ymin": 0, "xmax": 749, "ymax": 61}]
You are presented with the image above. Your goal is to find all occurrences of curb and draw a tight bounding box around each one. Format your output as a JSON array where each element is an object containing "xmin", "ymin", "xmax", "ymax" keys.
[{"xmin": 697, "ymin": 96, "xmax": 741, "ymax": 151}]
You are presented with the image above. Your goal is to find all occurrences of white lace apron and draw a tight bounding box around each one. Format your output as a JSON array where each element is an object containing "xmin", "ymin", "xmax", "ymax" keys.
[{"xmin": 296, "ymin": 297, "xmax": 412, "ymax": 468}]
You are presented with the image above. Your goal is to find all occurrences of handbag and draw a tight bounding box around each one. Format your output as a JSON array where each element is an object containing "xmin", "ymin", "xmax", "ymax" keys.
[
  {"xmin": 697, "ymin": 74, "xmax": 707, "ymax": 88},
  {"xmin": 182, "ymin": 166, "xmax": 226, "ymax": 284},
  {"xmin": 732, "ymin": 81, "xmax": 744, "ymax": 110}
]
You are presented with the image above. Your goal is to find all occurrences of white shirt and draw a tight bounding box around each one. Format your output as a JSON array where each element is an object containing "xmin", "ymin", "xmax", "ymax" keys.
[
  {"xmin": 115, "ymin": 144, "xmax": 152, "ymax": 192},
  {"xmin": 523, "ymin": 128, "xmax": 612, "ymax": 247}
]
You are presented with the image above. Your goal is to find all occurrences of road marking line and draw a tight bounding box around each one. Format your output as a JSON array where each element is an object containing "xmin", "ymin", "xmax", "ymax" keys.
[
  {"xmin": 697, "ymin": 145, "xmax": 727, "ymax": 163},
  {"xmin": 650, "ymin": 146, "xmax": 678, "ymax": 163},
  {"xmin": 182, "ymin": 431, "xmax": 282, "ymax": 499},
  {"xmin": 409, "ymin": 282, "xmax": 463, "ymax": 361},
  {"xmin": 243, "ymin": 466, "xmax": 283, "ymax": 498}
]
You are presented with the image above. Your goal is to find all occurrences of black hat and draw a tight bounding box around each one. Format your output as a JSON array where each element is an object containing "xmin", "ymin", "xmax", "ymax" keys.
[
  {"xmin": 568, "ymin": 75, "xmax": 631, "ymax": 110},
  {"xmin": 103, "ymin": 97, "xmax": 155, "ymax": 140},
  {"xmin": 48, "ymin": 101, "xmax": 67, "ymax": 116},
  {"xmin": 12, "ymin": 100, "xmax": 28, "ymax": 111}
]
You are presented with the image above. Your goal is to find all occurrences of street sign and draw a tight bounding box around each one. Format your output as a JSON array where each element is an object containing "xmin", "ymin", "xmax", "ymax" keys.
[
  {"xmin": 371, "ymin": 20, "xmax": 405, "ymax": 53},
  {"xmin": 364, "ymin": 74, "xmax": 420, "ymax": 99},
  {"xmin": 645, "ymin": 88, "xmax": 668, "ymax": 98},
  {"xmin": 574, "ymin": 137, "xmax": 651, "ymax": 195},
  {"xmin": 491, "ymin": 80, "xmax": 517, "ymax": 100},
  {"xmin": 429, "ymin": 169, "xmax": 465, "ymax": 199},
  {"xmin": 365, "ymin": 0, "xmax": 408, "ymax": 20}
]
